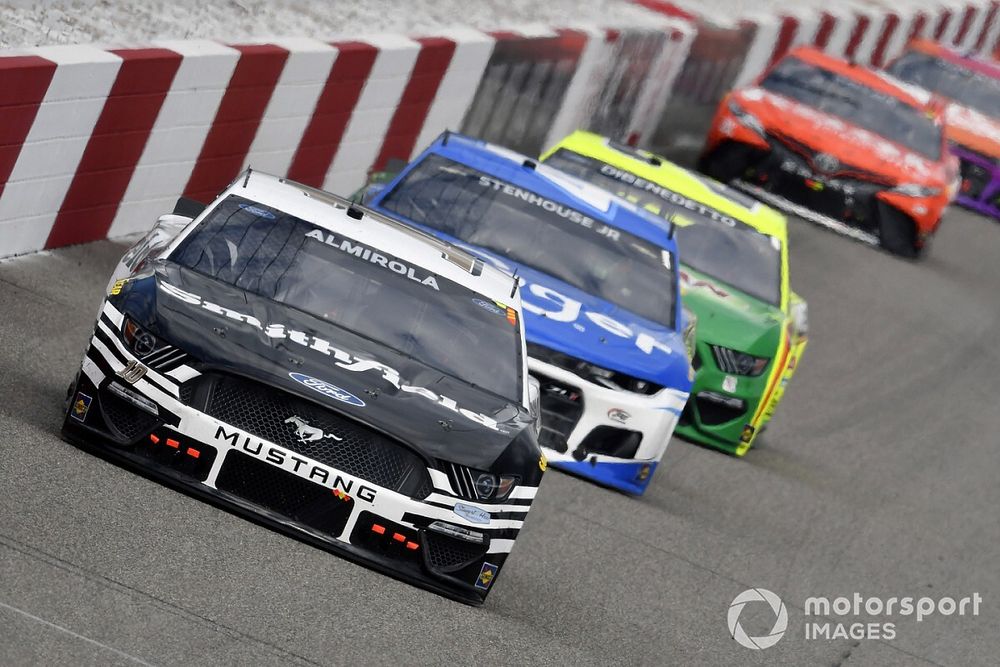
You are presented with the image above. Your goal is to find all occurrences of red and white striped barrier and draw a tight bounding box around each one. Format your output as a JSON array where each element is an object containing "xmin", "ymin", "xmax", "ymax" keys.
[
  {"xmin": 0, "ymin": 19, "xmax": 692, "ymax": 259},
  {"xmin": 730, "ymin": 0, "xmax": 1000, "ymax": 87},
  {"xmin": 1, "ymin": 1, "xmax": 998, "ymax": 259}
]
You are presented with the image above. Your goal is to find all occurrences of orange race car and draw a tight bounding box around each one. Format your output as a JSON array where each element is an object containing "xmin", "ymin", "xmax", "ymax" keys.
[{"xmin": 699, "ymin": 46, "xmax": 958, "ymax": 258}]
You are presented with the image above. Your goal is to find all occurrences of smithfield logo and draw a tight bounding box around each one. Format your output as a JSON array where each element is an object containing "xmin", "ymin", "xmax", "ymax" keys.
[
  {"xmin": 288, "ymin": 373, "xmax": 366, "ymax": 407},
  {"xmin": 728, "ymin": 588, "xmax": 788, "ymax": 650},
  {"xmin": 453, "ymin": 502, "xmax": 490, "ymax": 525}
]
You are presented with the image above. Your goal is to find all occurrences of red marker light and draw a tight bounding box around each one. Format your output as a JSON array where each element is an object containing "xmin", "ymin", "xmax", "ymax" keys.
[
  {"xmin": 405, "ymin": 541, "xmax": 419, "ymax": 551},
  {"xmin": 392, "ymin": 533, "xmax": 406, "ymax": 543},
  {"xmin": 186, "ymin": 447, "xmax": 200, "ymax": 459},
  {"xmin": 165, "ymin": 438, "xmax": 180, "ymax": 449},
  {"xmin": 149, "ymin": 434, "xmax": 160, "ymax": 444},
  {"xmin": 371, "ymin": 524, "xmax": 386, "ymax": 535}
]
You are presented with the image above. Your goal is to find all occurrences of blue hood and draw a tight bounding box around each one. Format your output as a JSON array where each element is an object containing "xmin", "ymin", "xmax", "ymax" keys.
[
  {"xmin": 365, "ymin": 131, "xmax": 692, "ymax": 393},
  {"xmin": 512, "ymin": 262, "xmax": 688, "ymax": 388}
]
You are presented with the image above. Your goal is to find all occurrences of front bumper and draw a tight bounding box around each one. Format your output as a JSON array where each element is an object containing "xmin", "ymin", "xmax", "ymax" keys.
[
  {"xmin": 64, "ymin": 301, "xmax": 538, "ymax": 604},
  {"xmin": 528, "ymin": 357, "xmax": 688, "ymax": 495},
  {"xmin": 952, "ymin": 146, "xmax": 1000, "ymax": 220},
  {"xmin": 701, "ymin": 139, "xmax": 941, "ymax": 247}
]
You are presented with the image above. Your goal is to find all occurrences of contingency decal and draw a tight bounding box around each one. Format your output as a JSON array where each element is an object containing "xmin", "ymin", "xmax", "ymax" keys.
[
  {"xmin": 158, "ymin": 281, "xmax": 506, "ymax": 432},
  {"xmin": 476, "ymin": 562, "xmax": 499, "ymax": 590},
  {"xmin": 71, "ymin": 392, "xmax": 92, "ymax": 422}
]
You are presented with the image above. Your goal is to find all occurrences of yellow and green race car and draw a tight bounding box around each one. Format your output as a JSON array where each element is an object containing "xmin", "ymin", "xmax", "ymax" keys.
[{"xmin": 540, "ymin": 131, "xmax": 808, "ymax": 455}]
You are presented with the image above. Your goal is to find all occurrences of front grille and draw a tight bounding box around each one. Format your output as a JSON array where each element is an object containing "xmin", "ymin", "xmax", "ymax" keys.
[
  {"xmin": 534, "ymin": 374, "xmax": 584, "ymax": 453},
  {"xmin": 578, "ymin": 426, "xmax": 642, "ymax": 459},
  {"xmin": 424, "ymin": 530, "xmax": 488, "ymax": 573},
  {"xmin": 100, "ymin": 391, "xmax": 160, "ymax": 442},
  {"xmin": 694, "ymin": 392, "xmax": 747, "ymax": 426},
  {"xmin": 201, "ymin": 373, "xmax": 431, "ymax": 498},
  {"xmin": 766, "ymin": 154, "xmax": 881, "ymax": 232},
  {"xmin": 768, "ymin": 131, "xmax": 894, "ymax": 186},
  {"xmin": 960, "ymin": 158, "xmax": 990, "ymax": 200},
  {"xmin": 216, "ymin": 450, "xmax": 353, "ymax": 537}
]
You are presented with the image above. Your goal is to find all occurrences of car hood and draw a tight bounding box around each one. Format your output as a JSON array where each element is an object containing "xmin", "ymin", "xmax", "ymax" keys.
[
  {"xmin": 465, "ymin": 252, "xmax": 691, "ymax": 391},
  {"xmin": 735, "ymin": 87, "xmax": 944, "ymax": 184},
  {"xmin": 680, "ymin": 267, "xmax": 784, "ymax": 354},
  {"xmin": 119, "ymin": 264, "xmax": 531, "ymax": 470}
]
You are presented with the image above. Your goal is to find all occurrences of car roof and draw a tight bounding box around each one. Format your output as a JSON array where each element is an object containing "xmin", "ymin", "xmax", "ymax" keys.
[
  {"xmin": 415, "ymin": 132, "xmax": 679, "ymax": 253},
  {"xmin": 544, "ymin": 130, "xmax": 788, "ymax": 242},
  {"xmin": 784, "ymin": 45, "xmax": 927, "ymax": 110},
  {"xmin": 176, "ymin": 170, "xmax": 521, "ymax": 308}
]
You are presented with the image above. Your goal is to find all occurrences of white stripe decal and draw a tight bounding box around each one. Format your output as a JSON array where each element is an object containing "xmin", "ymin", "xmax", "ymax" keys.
[
  {"xmin": 487, "ymin": 539, "xmax": 516, "ymax": 554},
  {"xmin": 166, "ymin": 365, "xmax": 200, "ymax": 383},
  {"xmin": 0, "ymin": 46, "xmax": 122, "ymax": 256},
  {"xmin": 508, "ymin": 486, "xmax": 538, "ymax": 500},
  {"xmin": 81, "ymin": 354, "xmax": 105, "ymax": 387},
  {"xmin": 101, "ymin": 299, "xmax": 124, "ymax": 329},
  {"xmin": 241, "ymin": 38, "xmax": 337, "ymax": 177},
  {"xmin": 108, "ymin": 40, "xmax": 240, "ymax": 238},
  {"xmin": 427, "ymin": 468, "xmax": 455, "ymax": 494},
  {"xmin": 323, "ymin": 34, "xmax": 420, "ymax": 195}
]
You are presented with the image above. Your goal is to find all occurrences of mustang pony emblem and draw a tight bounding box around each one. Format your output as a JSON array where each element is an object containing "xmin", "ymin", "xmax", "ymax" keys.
[{"xmin": 284, "ymin": 415, "xmax": 344, "ymax": 444}]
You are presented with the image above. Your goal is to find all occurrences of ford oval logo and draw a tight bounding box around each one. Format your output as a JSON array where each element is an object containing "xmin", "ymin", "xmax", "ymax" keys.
[
  {"xmin": 453, "ymin": 502, "xmax": 491, "ymax": 525},
  {"xmin": 239, "ymin": 203, "xmax": 276, "ymax": 219},
  {"xmin": 288, "ymin": 372, "xmax": 366, "ymax": 407}
]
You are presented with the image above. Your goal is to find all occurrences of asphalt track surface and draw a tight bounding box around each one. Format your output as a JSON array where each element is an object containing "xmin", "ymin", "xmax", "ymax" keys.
[{"xmin": 1, "ymin": 205, "xmax": 998, "ymax": 666}]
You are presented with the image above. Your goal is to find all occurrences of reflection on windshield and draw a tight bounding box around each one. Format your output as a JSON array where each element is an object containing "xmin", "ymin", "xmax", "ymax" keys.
[
  {"xmin": 543, "ymin": 149, "xmax": 782, "ymax": 305},
  {"xmin": 889, "ymin": 51, "xmax": 1000, "ymax": 119},
  {"xmin": 170, "ymin": 195, "xmax": 523, "ymax": 401},
  {"xmin": 761, "ymin": 56, "xmax": 942, "ymax": 160},
  {"xmin": 379, "ymin": 154, "xmax": 677, "ymax": 327},
  {"xmin": 673, "ymin": 219, "xmax": 781, "ymax": 306}
]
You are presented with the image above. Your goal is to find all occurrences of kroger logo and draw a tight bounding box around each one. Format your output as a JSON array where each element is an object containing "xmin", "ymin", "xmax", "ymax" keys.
[
  {"xmin": 728, "ymin": 588, "xmax": 788, "ymax": 650},
  {"xmin": 288, "ymin": 372, "xmax": 366, "ymax": 407}
]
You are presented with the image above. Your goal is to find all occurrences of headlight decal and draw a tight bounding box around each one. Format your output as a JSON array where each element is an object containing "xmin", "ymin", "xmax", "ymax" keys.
[{"xmin": 710, "ymin": 345, "xmax": 769, "ymax": 377}]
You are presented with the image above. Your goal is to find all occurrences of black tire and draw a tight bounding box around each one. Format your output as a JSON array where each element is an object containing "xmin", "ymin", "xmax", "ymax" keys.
[
  {"xmin": 879, "ymin": 206, "xmax": 920, "ymax": 258},
  {"xmin": 698, "ymin": 143, "xmax": 747, "ymax": 183}
]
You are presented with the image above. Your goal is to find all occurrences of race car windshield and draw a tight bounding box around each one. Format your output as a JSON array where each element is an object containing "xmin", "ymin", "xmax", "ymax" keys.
[
  {"xmin": 379, "ymin": 154, "xmax": 677, "ymax": 327},
  {"xmin": 888, "ymin": 51, "xmax": 1000, "ymax": 119},
  {"xmin": 761, "ymin": 56, "xmax": 942, "ymax": 160},
  {"xmin": 543, "ymin": 149, "xmax": 780, "ymax": 305},
  {"xmin": 169, "ymin": 195, "xmax": 523, "ymax": 402},
  {"xmin": 672, "ymin": 215, "xmax": 781, "ymax": 306}
]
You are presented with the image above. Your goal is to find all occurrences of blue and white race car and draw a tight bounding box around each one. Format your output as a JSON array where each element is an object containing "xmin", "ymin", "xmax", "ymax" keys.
[{"xmin": 364, "ymin": 133, "xmax": 693, "ymax": 495}]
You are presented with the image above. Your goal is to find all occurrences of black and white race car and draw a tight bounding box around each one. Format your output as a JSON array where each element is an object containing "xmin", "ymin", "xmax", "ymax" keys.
[{"xmin": 62, "ymin": 171, "xmax": 544, "ymax": 604}]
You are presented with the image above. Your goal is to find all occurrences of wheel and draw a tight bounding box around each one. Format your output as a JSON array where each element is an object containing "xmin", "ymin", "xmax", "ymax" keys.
[
  {"xmin": 698, "ymin": 142, "xmax": 749, "ymax": 183},
  {"xmin": 879, "ymin": 206, "xmax": 920, "ymax": 258}
]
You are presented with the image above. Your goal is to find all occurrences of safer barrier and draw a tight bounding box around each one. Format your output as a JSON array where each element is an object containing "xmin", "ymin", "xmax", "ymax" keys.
[{"xmin": 0, "ymin": 1, "xmax": 998, "ymax": 259}]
